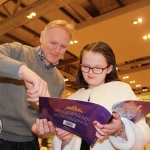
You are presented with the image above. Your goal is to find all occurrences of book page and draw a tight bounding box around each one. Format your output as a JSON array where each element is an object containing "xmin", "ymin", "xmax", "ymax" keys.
[{"xmin": 112, "ymin": 100, "xmax": 150, "ymax": 123}]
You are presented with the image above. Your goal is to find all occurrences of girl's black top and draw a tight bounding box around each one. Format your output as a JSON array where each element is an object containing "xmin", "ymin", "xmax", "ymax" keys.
[{"xmin": 80, "ymin": 139, "xmax": 90, "ymax": 150}]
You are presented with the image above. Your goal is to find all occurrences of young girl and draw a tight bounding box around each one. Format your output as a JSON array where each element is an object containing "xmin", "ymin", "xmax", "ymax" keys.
[{"xmin": 40, "ymin": 41, "xmax": 150, "ymax": 150}]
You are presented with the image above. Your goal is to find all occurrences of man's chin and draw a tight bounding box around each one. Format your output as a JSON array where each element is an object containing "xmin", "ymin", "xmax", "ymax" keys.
[
  {"xmin": 49, "ymin": 60, "xmax": 59, "ymax": 65},
  {"xmin": 44, "ymin": 58, "xmax": 58, "ymax": 65}
]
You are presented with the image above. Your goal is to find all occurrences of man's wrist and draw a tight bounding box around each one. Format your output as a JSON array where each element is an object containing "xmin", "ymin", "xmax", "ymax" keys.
[{"xmin": 18, "ymin": 65, "xmax": 26, "ymax": 79}]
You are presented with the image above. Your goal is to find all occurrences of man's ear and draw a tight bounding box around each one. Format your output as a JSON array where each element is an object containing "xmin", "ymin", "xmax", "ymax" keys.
[
  {"xmin": 40, "ymin": 31, "xmax": 44, "ymax": 43},
  {"xmin": 107, "ymin": 65, "xmax": 113, "ymax": 74}
]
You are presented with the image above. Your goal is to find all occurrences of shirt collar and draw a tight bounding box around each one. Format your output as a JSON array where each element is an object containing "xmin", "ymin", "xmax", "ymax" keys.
[{"xmin": 37, "ymin": 47, "xmax": 59, "ymax": 69}]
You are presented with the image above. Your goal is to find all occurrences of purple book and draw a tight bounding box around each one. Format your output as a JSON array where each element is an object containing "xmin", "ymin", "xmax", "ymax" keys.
[
  {"xmin": 39, "ymin": 97, "xmax": 150, "ymax": 147},
  {"xmin": 39, "ymin": 97, "xmax": 112, "ymax": 147}
]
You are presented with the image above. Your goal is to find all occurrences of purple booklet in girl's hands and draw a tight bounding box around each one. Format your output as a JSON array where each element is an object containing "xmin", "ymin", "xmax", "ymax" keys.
[{"xmin": 39, "ymin": 97, "xmax": 150, "ymax": 147}]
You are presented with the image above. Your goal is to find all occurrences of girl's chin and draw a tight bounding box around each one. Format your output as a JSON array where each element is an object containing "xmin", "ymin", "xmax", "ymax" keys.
[{"xmin": 88, "ymin": 84, "xmax": 97, "ymax": 88}]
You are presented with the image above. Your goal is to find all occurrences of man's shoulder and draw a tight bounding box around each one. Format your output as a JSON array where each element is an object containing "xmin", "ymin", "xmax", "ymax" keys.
[
  {"xmin": 11, "ymin": 42, "xmax": 36, "ymax": 51},
  {"xmin": 53, "ymin": 67, "xmax": 64, "ymax": 79}
]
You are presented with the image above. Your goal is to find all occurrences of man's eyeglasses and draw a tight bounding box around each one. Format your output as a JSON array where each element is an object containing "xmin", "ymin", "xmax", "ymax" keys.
[{"xmin": 80, "ymin": 64, "xmax": 108, "ymax": 74}]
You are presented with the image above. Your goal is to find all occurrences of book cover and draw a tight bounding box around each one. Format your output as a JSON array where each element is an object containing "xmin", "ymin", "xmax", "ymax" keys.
[
  {"xmin": 39, "ymin": 97, "xmax": 150, "ymax": 147},
  {"xmin": 39, "ymin": 97, "xmax": 112, "ymax": 147}
]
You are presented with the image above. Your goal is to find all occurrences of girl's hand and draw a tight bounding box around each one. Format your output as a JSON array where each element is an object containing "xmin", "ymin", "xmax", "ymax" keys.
[{"xmin": 93, "ymin": 113, "xmax": 126, "ymax": 140}]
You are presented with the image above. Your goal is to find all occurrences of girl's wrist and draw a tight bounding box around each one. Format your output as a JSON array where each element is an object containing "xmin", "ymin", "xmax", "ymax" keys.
[{"xmin": 112, "ymin": 121, "xmax": 125, "ymax": 137}]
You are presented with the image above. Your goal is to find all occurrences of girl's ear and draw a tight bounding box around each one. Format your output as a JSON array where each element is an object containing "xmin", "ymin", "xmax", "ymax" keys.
[{"xmin": 107, "ymin": 65, "xmax": 113, "ymax": 74}]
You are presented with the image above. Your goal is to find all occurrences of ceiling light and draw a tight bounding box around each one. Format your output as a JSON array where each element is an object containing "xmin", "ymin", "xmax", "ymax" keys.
[
  {"xmin": 67, "ymin": 93, "xmax": 71, "ymax": 96},
  {"xmin": 136, "ymin": 84, "xmax": 141, "ymax": 87},
  {"xmin": 143, "ymin": 34, "xmax": 150, "ymax": 40},
  {"xmin": 74, "ymin": 40, "xmax": 78, "ymax": 43},
  {"xmin": 138, "ymin": 18, "xmax": 142, "ymax": 23},
  {"xmin": 130, "ymin": 80, "xmax": 135, "ymax": 83},
  {"xmin": 142, "ymin": 89, "xmax": 147, "ymax": 92},
  {"xmin": 142, "ymin": 87, "xmax": 148, "ymax": 91},
  {"xmin": 27, "ymin": 15, "xmax": 32, "ymax": 19},
  {"xmin": 143, "ymin": 36, "xmax": 148, "ymax": 40},
  {"xmin": 70, "ymin": 40, "xmax": 78, "ymax": 44},
  {"xmin": 64, "ymin": 78, "xmax": 69, "ymax": 82},
  {"xmin": 70, "ymin": 41, "xmax": 73, "ymax": 44},
  {"xmin": 31, "ymin": 12, "xmax": 36, "ymax": 16},
  {"xmin": 132, "ymin": 18, "xmax": 142, "ymax": 24},
  {"xmin": 26, "ymin": 12, "xmax": 36, "ymax": 19},
  {"xmin": 132, "ymin": 21, "xmax": 138, "ymax": 24},
  {"xmin": 123, "ymin": 76, "xmax": 129, "ymax": 79}
]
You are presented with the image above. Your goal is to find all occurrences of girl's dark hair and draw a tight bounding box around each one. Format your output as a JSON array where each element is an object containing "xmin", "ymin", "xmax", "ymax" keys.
[{"xmin": 76, "ymin": 41, "xmax": 120, "ymax": 88}]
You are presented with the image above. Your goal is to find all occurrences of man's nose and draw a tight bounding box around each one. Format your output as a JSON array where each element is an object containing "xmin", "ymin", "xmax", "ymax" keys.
[{"xmin": 55, "ymin": 45, "xmax": 61, "ymax": 53}]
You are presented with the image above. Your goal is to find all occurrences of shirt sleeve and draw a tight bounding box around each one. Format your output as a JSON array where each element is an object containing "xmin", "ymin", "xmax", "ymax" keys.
[{"xmin": 0, "ymin": 42, "xmax": 25, "ymax": 79}]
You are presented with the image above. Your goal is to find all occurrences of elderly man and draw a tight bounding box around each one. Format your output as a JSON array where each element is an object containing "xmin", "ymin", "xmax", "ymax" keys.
[{"xmin": 0, "ymin": 19, "xmax": 74, "ymax": 150}]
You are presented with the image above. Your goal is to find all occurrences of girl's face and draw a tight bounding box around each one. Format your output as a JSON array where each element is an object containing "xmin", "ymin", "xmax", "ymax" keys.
[{"xmin": 81, "ymin": 51, "xmax": 113, "ymax": 88}]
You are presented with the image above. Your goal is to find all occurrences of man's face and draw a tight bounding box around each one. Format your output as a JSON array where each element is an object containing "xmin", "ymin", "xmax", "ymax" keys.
[{"xmin": 40, "ymin": 26, "xmax": 71, "ymax": 65}]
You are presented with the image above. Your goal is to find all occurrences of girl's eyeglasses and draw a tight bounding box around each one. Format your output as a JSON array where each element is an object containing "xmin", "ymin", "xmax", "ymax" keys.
[{"xmin": 80, "ymin": 64, "xmax": 108, "ymax": 74}]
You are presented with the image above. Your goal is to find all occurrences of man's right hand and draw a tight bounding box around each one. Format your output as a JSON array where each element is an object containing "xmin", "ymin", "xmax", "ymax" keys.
[
  {"xmin": 32, "ymin": 119, "xmax": 56, "ymax": 137},
  {"xmin": 18, "ymin": 65, "xmax": 50, "ymax": 105}
]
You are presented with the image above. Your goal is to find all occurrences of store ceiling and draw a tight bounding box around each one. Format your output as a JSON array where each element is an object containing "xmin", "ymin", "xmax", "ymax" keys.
[{"xmin": 0, "ymin": 0, "xmax": 150, "ymax": 98}]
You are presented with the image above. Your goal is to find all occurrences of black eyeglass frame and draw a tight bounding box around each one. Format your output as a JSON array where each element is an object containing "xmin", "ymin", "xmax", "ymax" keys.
[{"xmin": 80, "ymin": 64, "xmax": 108, "ymax": 74}]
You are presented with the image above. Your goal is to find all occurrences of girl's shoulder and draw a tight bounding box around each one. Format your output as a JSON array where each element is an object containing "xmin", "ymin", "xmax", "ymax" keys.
[
  {"xmin": 107, "ymin": 81, "xmax": 129, "ymax": 86},
  {"xmin": 67, "ymin": 88, "xmax": 91, "ymax": 100},
  {"xmin": 96, "ymin": 81, "xmax": 131, "ymax": 90}
]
